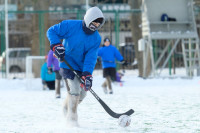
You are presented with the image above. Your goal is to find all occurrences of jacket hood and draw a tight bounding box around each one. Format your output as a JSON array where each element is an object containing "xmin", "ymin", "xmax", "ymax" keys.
[{"xmin": 84, "ymin": 6, "xmax": 105, "ymax": 30}]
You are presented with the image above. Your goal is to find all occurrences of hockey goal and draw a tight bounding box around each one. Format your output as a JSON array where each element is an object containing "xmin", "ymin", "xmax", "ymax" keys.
[{"xmin": 26, "ymin": 56, "xmax": 45, "ymax": 89}]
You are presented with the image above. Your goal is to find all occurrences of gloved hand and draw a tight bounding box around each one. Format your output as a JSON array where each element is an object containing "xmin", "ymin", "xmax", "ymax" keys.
[
  {"xmin": 80, "ymin": 71, "xmax": 93, "ymax": 91},
  {"xmin": 51, "ymin": 44, "xmax": 65, "ymax": 62},
  {"xmin": 121, "ymin": 60, "xmax": 128, "ymax": 66},
  {"xmin": 48, "ymin": 67, "xmax": 53, "ymax": 74}
]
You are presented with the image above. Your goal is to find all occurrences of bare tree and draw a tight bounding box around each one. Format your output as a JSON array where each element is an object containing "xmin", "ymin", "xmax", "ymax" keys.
[
  {"xmin": 31, "ymin": 0, "xmax": 50, "ymax": 56},
  {"xmin": 129, "ymin": 0, "xmax": 152, "ymax": 77},
  {"xmin": 31, "ymin": 0, "xmax": 50, "ymax": 77},
  {"xmin": 129, "ymin": 0, "xmax": 143, "ymax": 77},
  {"xmin": 17, "ymin": 0, "xmax": 25, "ymax": 19}
]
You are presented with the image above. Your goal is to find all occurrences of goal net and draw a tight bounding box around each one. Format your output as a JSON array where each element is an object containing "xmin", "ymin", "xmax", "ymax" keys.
[{"xmin": 26, "ymin": 56, "xmax": 45, "ymax": 89}]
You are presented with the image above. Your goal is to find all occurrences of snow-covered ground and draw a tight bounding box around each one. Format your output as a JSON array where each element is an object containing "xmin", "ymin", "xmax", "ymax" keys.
[{"xmin": 0, "ymin": 70, "xmax": 200, "ymax": 133}]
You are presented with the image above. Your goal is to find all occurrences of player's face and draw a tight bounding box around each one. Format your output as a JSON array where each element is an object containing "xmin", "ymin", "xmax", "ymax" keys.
[
  {"xmin": 91, "ymin": 22, "xmax": 101, "ymax": 27},
  {"xmin": 89, "ymin": 22, "xmax": 101, "ymax": 31},
  {"xmin": 104, "ymin": 41, "xmax": 110, "ymax": 46}
]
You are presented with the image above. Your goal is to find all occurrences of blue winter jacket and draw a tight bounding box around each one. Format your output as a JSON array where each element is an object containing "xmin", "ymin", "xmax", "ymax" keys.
[
  {"xmin": 46, "ymin": 20, "xmax": 101, "ymax": 74},
  {"xmin": 98, "ymin": 45, "xmax": 124, "ymax": 68},
  {"xmin": 41, "ymin": 62, "xmax": 55, "ymax": 81}
]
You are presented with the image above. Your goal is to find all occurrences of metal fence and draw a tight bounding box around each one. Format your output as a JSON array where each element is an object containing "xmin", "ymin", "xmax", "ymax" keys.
[
  {"xmin": 1, "ymin": 6, "xmax": 200, "ymax": 78},
  {"xmin": 0, "ymin": 9, "xmax": 139, "ymax": 78}
]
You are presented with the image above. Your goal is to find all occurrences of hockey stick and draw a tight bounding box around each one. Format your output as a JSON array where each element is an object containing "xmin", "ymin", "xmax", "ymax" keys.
[
  {"xmin": 63, "ymin": 59, "xmax": 134, "ymax": 118},
  {"xmin": 103, "ymin": 60, "xmax": 137, "ymax": 66}
]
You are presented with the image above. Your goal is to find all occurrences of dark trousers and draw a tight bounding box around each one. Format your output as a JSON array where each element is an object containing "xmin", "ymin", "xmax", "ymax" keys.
[
  {"xmin": 102, "ymin": 67, "xmax": 116, "ymax": 92},
  {"xmin": 46, "ymin": 81, "xmax": 55, "ymax": 90},
  {"xmin": 103, "ymin": 67, "xmax": 116, "ymax": 81}
]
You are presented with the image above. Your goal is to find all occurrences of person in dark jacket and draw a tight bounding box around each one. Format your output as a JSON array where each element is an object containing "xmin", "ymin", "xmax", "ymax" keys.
[
  {"xmin": 41, "ymin": 55, "xmax": 56, "ymax": 90},
  {"xmin": 98, "ymin": 37, "xmax": 126, "ymax": 94},
  {"xmin": 47, "ymin": 50, "xmax": 62, "ymax": 98},
  {"xmin": 46, "ymin": 6, "xmax": 105, "ymax": 126}
]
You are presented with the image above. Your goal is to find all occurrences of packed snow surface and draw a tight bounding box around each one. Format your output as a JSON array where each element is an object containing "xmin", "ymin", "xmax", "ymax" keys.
[{"xmin": 0, "ymin": 71, "xmax": 200, "ymax": 133}]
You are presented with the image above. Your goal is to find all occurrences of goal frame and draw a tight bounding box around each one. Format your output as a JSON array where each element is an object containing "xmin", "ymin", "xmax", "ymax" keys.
[{"xmin": 26, "ymin": 56, "xmax": 45, "ymax": 89}]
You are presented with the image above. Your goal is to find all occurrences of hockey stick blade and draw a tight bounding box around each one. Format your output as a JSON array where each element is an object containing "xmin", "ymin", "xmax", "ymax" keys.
[
  {"xmin": 63, "ymin": 59, "xmax": 134, "ymax": 118},
  {"xmin": 89, "ymin": 89, "xmax": 134, "ymax": 118}
]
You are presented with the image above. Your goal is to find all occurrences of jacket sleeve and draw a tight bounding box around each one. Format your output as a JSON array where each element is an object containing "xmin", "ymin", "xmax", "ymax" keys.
[
  {"xmin": 47, "ymin": 50, "xmax": 53, "ymax": 68},
  {"xmin": 114, "ymin": 47, "xmax": 124, "ymax": 61},
  {"xmin": 46, "ymin": 20, "xmax": 69, "ymax": 45},
  {"xmin": 83, "ymin": 37, "xmax": 101, "ymax": 74}
]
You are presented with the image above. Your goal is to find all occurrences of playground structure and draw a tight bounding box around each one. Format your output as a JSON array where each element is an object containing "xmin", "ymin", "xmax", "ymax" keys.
[{"xmin": 141, "ymin": 0, "xmax": 200, "ymax": 77}]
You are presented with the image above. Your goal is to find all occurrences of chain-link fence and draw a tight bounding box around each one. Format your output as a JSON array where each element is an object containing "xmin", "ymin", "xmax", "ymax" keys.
[
  {"xmin": 0, "ymin": 6, "xmax": 139, "ymax": 78},
  {"xmin": 1, "ymin": 2, "xmax": 200, "ymax": 78}
]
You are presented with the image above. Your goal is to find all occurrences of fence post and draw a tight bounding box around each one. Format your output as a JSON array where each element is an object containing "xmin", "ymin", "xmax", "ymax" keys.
[
  {"xmin": 115, "ymin": 10, "xmax": 120, "ymax": 70},
  {"xmin": 0, "ymin": 11, "xmax": 6, "ymax": 78},
  {"xmin": 168, "ymin": 41, "xmax": 172, "ymax": 75},
  {"xmin": 115, "ymin": 10, "xmax": 119, "ymax": 49},
  {"xmin": 0, "ymin": 11, "xmax": 5, "ymax": 55}
]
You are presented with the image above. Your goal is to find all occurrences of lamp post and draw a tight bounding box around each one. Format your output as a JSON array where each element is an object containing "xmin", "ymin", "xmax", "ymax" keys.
[{"xmin": 5, "ymin": 0, "xmax": 9, "ymax": 78}]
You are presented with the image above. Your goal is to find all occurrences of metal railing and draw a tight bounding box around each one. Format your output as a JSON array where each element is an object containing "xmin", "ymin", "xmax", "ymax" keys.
[
  {"xmin": 0, "ymin": 9, "xmax": 140, "ymax": 78},
  {"xmin": 1, "ymin": 7, "xmax": 200, "ymax": 78}
]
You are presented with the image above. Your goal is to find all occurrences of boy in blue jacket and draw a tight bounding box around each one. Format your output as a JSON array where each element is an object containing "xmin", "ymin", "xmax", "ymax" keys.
[
  {"xmin": 47, "ymin": 6, "xmax": 105, "ymax": 126},
  {"xmin": 98, "ymin": 38, "xmax": 126, "ymax": 94}
]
